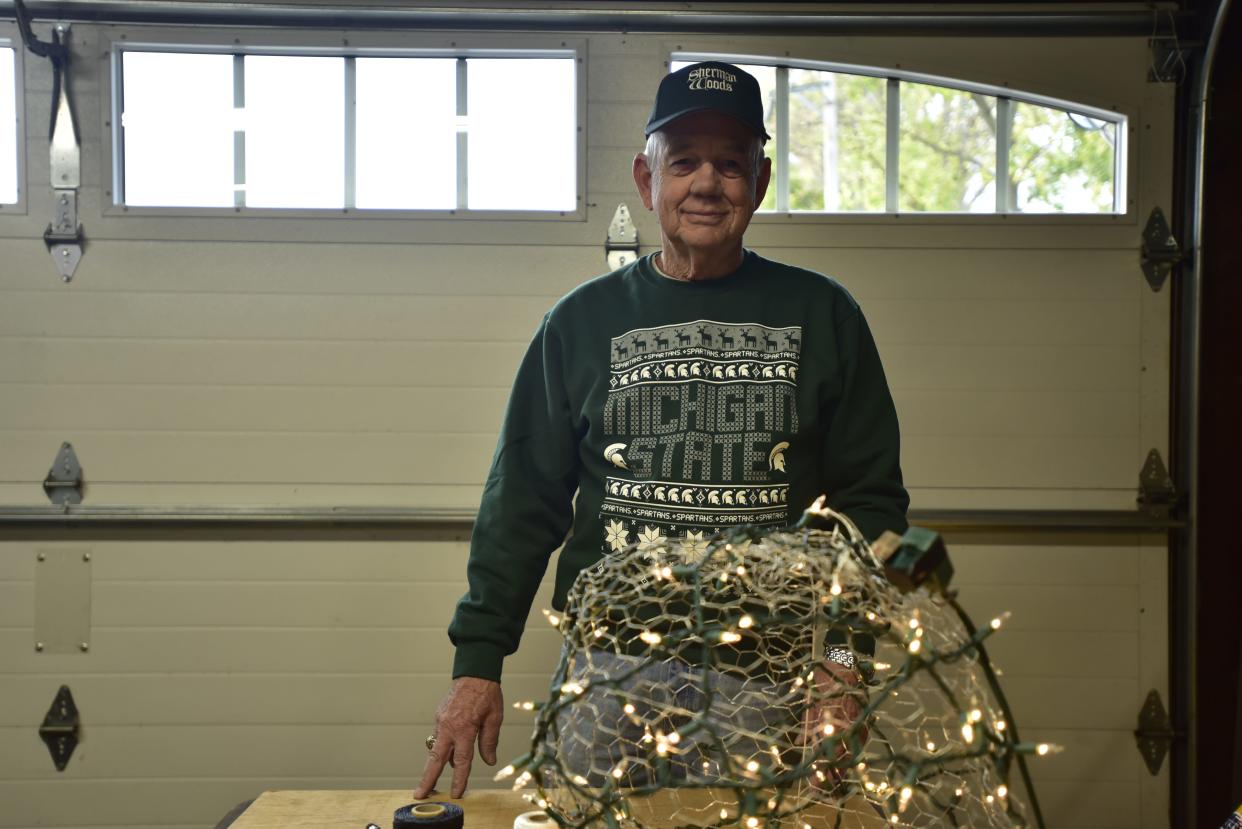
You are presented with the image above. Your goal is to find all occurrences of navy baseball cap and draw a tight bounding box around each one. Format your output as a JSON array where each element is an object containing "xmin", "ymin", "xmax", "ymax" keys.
[{"xmin": 645, "ymin": 61, "xmax": 771, "ymax": 140}]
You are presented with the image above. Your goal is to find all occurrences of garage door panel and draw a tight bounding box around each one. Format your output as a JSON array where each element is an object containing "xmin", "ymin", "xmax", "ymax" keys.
[
  {"xmin": 0, "ymin": 433, "xmax": 498, "ymax": 486},
  {"xmin": 0, "ymin": 291, "xmax": 555, "ymax": 343},
  {"xmin": 0, "ymin": 242, "xmax": 604, "ymax": 298},
  {"xmin": 0, "ymin": 338, "xmax": 529, "ymax": 388}
]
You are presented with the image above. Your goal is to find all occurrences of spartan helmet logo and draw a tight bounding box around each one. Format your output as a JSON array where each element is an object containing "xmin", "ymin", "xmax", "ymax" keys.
[
  {"xmin": 768, "ymin": 441, "xmax": 790, "ymax": 472},
  {"xmin": 604, "ymin": 443, "xmax": 629, "ymax": 470}
]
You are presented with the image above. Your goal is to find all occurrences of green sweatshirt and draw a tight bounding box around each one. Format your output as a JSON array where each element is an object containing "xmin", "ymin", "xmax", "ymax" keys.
[{"xmin": 449, "ymin": 250, "xmax": 908, "ymax": 681}]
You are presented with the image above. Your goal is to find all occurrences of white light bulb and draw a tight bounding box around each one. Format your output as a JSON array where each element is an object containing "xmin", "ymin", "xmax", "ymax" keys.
[
  {"xmin": 623, "ymin": 703, "xmax": 636, "ymax": 714},
  {"xmin": 908, "ymin": 639, "xmax": 922, "ymax": 654},
  {"xmin": 900, "ymin": 786, "xmax": 912, "ymax": 802},
  {"xmin": 738, "ymin": 615, "xmax": 754, "ymax": 629},
  {"xmin": 1037, "ymin": 743, "xmax": 1051, "ymax": 755},
  {"xmin": 746, "ymin": 760, "xmax": 760, "ymax": 772},
  {"xmin": 997, "ymin": 785, "xmax": 1008, "ymax": 798},
  {"xmin": 639, "ymin": 631, "xmax": 661, "ymax": 645},
  {"xmin": 962, "ymin": 723, "xmax": 975, "ymax": 743}
]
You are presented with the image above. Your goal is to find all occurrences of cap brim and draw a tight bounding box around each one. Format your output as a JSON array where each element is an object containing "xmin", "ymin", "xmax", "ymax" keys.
[{"xmin": 645, "ymin": 106, "xmax": 771, "ymax": 141}]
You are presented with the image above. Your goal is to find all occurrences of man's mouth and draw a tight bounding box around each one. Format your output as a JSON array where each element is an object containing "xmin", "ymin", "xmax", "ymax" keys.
[{"xmin": 682, "ymin": 209, "xmax": 727, "ymax": 221}]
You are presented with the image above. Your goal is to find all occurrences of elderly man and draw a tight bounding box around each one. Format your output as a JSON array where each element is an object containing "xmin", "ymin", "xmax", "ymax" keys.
[{"xmin": 414, "ymin": 61, "xmax": 908, "ymax": 799}]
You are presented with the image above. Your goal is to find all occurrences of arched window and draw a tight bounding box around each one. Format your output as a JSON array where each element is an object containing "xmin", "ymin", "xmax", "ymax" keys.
[{"xmin": 673, "ymin": 54, "xmax": 1125, "ymax": 215}]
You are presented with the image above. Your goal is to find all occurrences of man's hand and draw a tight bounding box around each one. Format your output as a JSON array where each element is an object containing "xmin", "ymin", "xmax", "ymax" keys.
[
  {"xmin": 796, "ymin": 661, "xmax": 868, "ymax": 788},
  {"xmin": 413, "ymin": 677, "xmax": 504, "ymax": 799}
]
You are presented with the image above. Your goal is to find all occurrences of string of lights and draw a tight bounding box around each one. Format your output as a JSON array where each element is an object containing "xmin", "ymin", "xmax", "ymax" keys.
[{"xmin": 499, "ymin": 499, "xmax": 1058, "ymax": 829}]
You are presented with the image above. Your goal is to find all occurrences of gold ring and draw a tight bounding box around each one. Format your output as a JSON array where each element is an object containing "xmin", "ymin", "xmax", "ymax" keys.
[{"xmin": 425, "ymin": 735, "xmax": 437, "ymax": 752}]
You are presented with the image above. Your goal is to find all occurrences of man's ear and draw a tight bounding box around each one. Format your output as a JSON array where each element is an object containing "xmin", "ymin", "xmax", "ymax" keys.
[
  {"xmin": 753, "ymin": 155, "xmax": 773, "ymax": 208},
  {"xmin": 633, "ymin": 153, "xmax": 655, "ymax": 211}
]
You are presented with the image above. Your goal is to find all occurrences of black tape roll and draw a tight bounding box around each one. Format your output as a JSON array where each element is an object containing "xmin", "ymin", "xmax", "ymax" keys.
[{"xmin": 394, "ymin": 802, "xmax": 465, "ymax": 829}]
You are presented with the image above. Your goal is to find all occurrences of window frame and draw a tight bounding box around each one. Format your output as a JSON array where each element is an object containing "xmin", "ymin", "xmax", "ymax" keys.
[
  {"xmin": 0, "ymin": 30, "xmax": 28, "ymax": 214},
  {"xmin": 102, "ymin": 28, "xmax": 587, "ymax": 221},
  {"xmin": 673, "ymin": 50, "xmax": 1132, "ymax": 222}
]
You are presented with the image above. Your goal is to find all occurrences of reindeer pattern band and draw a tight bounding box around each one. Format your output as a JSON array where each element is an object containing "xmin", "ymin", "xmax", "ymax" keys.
[{"xmin": 600, "ymin": 319, "xmax": 801, "ymax": 559}]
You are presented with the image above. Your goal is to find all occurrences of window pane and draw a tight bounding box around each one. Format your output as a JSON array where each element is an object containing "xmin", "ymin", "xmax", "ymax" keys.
[
  {"xmin": 244, "ymin": 55, "xmax": 343, "ymax": 208},
  {"xmin": 0, "ymin": 47, "xmax": 16, "ymax": 204},
  {"xmin": 789, "ymin": 69, "xmax": 886, "ymax": 212},
  {"xmin": 356, "ymin": 58, "xmax": 456, "ymax": 209},
  {"xmin": 1009, "ymin": 102, "xmax": 1116, "ymax": 213},
  {"xmin": 466, "ymin": 58, "xmax": 575, "ymax": 211},
  {"xmin": 121, "ymin": 52, "xmax": 234, "ymax": 207},
  {"xmin": 899, "ymin": 82, "xmax": 996, "ymax": 212}
]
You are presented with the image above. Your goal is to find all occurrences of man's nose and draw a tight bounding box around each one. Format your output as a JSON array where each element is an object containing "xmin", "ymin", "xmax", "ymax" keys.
[{"xmin": 689, "ymin": 161, "xmax": 724, "ymax": 194}]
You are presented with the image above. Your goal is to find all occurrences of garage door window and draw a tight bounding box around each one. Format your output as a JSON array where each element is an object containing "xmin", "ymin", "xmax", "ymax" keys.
[
  {"xmin": 1, "ymin": 46, "xmax": 17, "ymax": 205},
  {"xmin": 673, "ymin": 54, "xmax": 1124, "ymax": 215},
  {"xmin": 115, "ymin": 48, "xmax": 578, "ymax": 213}
]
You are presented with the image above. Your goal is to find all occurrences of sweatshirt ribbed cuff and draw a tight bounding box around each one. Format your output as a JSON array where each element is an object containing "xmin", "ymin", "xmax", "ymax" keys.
[{"xmin": 452, "ymin": 642, "xmax": 507, "ymax": 682}]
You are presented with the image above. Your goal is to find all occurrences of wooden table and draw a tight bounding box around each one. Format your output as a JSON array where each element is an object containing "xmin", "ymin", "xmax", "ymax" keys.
[
  {"xmin": 228, "ymin": 789, "xmax": 533, "ymax": 829},
  {"xmin": 226, "ymin": 788, "xmax": 891, "ymax": 829}
]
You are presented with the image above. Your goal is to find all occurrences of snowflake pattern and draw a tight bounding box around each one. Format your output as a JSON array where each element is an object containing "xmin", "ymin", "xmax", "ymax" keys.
[
  {"xmin": 605, "ymin": 520, "xmax": 630, "ymax": 552},
  {"xmin": 679, "ymin": 530, "xmax": 709, "ymax": 562},
  {"xmin": 637, "ymin": 525, "xmax": 667, "ymax": 552}
]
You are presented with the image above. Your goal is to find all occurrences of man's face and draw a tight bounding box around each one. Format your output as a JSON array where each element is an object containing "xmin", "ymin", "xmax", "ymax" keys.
[{"xmin": 634, "ymin": 112, "xmax": 771, "ymax": 256}]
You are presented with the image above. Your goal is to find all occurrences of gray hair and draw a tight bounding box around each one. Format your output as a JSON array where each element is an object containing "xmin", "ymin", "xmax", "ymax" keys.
[{"xmin": 643, "ymin": 129, "xmax": 767, "ymax": 192}]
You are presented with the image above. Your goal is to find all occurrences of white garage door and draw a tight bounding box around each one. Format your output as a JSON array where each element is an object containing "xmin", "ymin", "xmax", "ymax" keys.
[{"xmin": 0, "ymin": 15, "xmax": 1171, "ymax": 829}]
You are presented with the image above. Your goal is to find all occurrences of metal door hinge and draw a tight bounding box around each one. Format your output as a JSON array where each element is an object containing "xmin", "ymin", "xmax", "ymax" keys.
[
  {"xmin": 1137, "ymin": 449, "xmax": 1177, "ymax": 517},
  {"xmin": 43, "ymin": 442, "xmax": 84, "ymax": 505},
  {"xmin": 1140, "ymin": 207, "xmax": 1186, "ymax": 292},
  {"xmin": 14, "ymin": 10, "xmax": 85, "ymax": 281},
  {"xmin": 39, "ymin": 685, "xmax": 80, "ymax": 771},
  {"xmin": 1134, "ymin": 689, "xmax": 1182, "ymax": 775},
  {"xmin": 46, "ymin": 189, "xmax": 84, "ymax": 282},
  {"xmin": 605, "ymin": 203, "xmax": 638, "ymax": 270}
]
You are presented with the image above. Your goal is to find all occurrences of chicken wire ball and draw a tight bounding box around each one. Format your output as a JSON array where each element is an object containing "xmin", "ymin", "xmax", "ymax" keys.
[{"xmin": 500, "ymin": 499, "xmax": 1052, "ymax": 829}]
